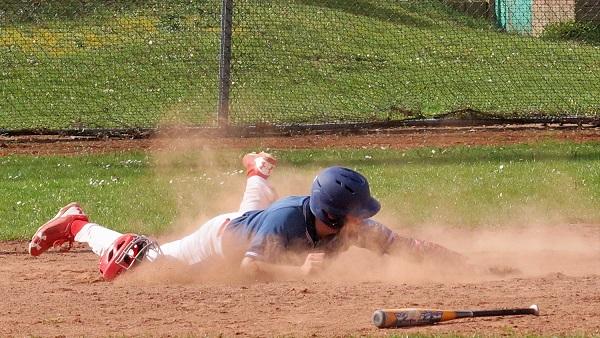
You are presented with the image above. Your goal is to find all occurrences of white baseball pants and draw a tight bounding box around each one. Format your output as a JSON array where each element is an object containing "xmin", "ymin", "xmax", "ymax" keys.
[{"xmin": 74, "ymin": 176, "xmax": 277, "ymax": 265}]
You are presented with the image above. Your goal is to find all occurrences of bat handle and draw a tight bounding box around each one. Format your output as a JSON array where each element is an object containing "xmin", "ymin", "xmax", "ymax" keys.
[{"xmin": 472, "ymin": 304, "xmax": 540, "ymax": 317}]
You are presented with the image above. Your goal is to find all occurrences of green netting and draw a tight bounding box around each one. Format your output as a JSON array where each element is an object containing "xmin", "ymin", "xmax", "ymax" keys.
[{"xmin": 1, "ymin": 0, "xmax": 599, "ymax": 131}]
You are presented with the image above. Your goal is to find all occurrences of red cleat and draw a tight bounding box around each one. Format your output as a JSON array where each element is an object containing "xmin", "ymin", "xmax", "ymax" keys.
[
  {"xmin": 242, "ymin": 151, "xmax": 277, "ymax": 179},
  {"xmin": 29, "ymin": 202, "xmax": 89, "ymax": 256}
]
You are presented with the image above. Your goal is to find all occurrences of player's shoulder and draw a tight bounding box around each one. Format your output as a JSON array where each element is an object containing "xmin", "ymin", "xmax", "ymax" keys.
[
  {"xmin": 268, "ymin": 195, "xmax": 309, "ymax": 210},
  {"xmin": 260, "ymin": 196, "xmax": 310, "ymax": 224}
]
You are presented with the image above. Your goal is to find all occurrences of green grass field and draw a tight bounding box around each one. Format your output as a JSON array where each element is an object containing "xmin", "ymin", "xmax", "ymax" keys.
[
  {"xmin": 2, "ymin": 141, "xmax": 599, "ymax": 240},
  {"xmin": 1, "ymin": 0, "xmax": 599, "ymax": 130}
]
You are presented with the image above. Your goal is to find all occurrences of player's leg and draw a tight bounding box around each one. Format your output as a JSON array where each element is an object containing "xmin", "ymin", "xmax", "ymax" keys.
[
  {"xmin": 29, "ymin": 203, "xmax": 158, "ymax": 280},
  {"xmin": 29, "ymin": 202, "xmax": 126, "ymax": 258},
  {"xmin": 29, "ymin": 202, "xmax": 98, "ymax": 256},
  {"xmin": 157, "ymin": 212, "xmax": 240, "ymax": 265},
  {"xmin": 238, "ymin": 151, "xmax": 278, "ymax": 213},
  {"xmin": 153, "ymin": 152, "xmax": 278, "ymax": 267},
  {"xmin": 74, "ymin": 221, "xmax": 127, "ymax": 257}
]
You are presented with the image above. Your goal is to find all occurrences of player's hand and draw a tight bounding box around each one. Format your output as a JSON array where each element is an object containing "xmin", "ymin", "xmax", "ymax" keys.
[{"xmin": 300, "ymin": 252, "xmax": 325, "ymax": 276}]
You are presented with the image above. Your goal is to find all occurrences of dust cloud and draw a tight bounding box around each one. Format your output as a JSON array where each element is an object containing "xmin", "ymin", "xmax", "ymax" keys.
[
  {"xmin": 137, "ymin": 139, "xmax": 599, "ymax": 285},
  {"xmin": 148, "ymin": 137, "xmax": 248, "ymax": 239},
  {"xmin": 321, "ymin": 222, "xmax": 599, "ymax": 284},
  {"xmin": 147, "ymin": 136, "xmax": 315, "ymax": 238}
]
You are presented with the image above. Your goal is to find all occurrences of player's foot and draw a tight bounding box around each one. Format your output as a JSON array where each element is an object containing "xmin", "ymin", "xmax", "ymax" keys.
[
  {"xmin": 242, "ymin": 151, "xmax": 277, "ymax": 179},
  {"xmin": 29, "ymin": 202, "xmax": 89, "ymax": 256}
]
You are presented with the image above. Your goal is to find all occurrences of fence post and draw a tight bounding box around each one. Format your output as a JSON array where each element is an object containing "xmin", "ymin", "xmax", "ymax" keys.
[{"xmin": 218, "ymin": 0, "xmax": 234, "ymax": 129}]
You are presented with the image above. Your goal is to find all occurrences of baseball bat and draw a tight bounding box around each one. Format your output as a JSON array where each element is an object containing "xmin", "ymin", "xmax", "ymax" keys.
[{"xmin": 372, "ymin": 304, "xmax": 539, "ymax": 328}]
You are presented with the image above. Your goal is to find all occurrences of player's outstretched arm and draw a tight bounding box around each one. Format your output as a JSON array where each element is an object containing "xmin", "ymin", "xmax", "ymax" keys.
[
  {"xmin": 387, "ymin": 235, "xmax": 467, "ymax": 265},
  {"xmin": 240, "ymin": 253, "xmax": 324, "ymax": 280},
  {"xmin": 386, "ymin": 232, "xmax": 520, "ymax": 276},
  {"xmin": 350, "ymin": 219, "xmax": 466, "ymax": 265}
]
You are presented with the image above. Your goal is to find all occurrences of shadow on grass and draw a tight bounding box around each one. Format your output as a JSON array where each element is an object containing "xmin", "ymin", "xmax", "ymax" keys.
[
  {"xmin": 295, "ymin": 0, "xmax": 435, "ymax": 28},
  {"xmin": 295, "ymin": 0, "xmax": 491, "ymax": 30}
]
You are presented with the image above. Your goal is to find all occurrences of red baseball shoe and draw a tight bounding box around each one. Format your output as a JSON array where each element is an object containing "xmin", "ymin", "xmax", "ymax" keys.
[
  {"xmin": 242, "ymin": 151, "xmax": 277, "ymax": 179},
  {"xmin": 29, "ymin": 202, "xmax": 89, "ymax": 256}
]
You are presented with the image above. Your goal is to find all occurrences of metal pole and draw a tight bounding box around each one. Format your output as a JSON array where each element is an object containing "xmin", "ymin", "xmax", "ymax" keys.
[{"xmin": 218, "ymin": 0, "xmax": 233, "ymax": 129}]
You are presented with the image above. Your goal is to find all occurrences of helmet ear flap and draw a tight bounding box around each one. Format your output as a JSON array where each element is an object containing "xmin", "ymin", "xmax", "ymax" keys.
[{"xmin": 309, "ymin": 187, "xmax": 344, "ymax": 229}]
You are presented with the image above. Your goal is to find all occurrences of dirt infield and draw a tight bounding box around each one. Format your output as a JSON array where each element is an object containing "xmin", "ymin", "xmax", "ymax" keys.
[
  {"xmin": 1, "ymin": 223, "xmax": 599, "ymax": 337},
  {"xmin": 2, "ymin": 127, "xmax": 599, "ymax": 337}
]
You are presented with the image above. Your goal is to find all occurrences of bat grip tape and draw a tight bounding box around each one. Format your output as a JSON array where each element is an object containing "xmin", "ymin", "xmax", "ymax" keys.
[{"xmin": 472, "ymin": 308, "xmax": 535, "ymax": 317}]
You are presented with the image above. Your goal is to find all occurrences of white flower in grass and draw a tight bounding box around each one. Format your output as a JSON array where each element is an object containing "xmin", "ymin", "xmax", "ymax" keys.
[
  {"xmin": 120, "ymin": 159, "xmax": 143, "ymax": 167},
  {"xmin": 89, "ymin": 178, "xmax": 109, "ymax": 187}
]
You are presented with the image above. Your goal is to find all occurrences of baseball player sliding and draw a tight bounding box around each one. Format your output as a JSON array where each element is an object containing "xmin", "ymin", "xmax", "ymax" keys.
[{"xmin": 29, "ymin": 152, "xmax": 468, "ymax": 280}]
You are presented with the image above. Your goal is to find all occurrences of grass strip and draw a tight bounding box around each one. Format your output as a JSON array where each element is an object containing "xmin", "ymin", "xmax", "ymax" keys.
[{"xmin": 1, "ymin": 141, "xmax": 599, "ymax": 240}]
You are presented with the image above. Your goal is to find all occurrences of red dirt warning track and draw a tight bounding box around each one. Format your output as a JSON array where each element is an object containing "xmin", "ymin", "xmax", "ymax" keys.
[{"xmin": 2, "ymin": 126, "xmax": 600, "ymax": 156}]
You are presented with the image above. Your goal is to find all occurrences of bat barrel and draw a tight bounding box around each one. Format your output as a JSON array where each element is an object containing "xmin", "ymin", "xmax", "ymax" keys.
[
  {"xmin": 372, "ymin": 310, "xmax": 390, "ymax": 328},
  {"xmin": 372, "ymin": 309, "xmax": 473, "ymax": 328}
]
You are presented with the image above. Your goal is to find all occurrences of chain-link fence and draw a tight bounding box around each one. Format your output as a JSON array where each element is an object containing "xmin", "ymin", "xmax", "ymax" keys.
[
  {"xmin": 1, "ymin": 1, "xmax": 222, "ymax": 131},
  {"xmin": 1, "ymin": 0, "xmax": 599, "ymax": 132}
]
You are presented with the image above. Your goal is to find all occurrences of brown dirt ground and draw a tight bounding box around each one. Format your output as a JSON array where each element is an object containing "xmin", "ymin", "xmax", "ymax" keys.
[
  {"xmin": 1, "ymin": 126, "xmax": 600, "ymax": 337},
  {"xmin": 2, "ymin": 125, "xmax": 600, "ymax": 156},
  {"xmin": 1, "ymin": 236, "xmax": 599, "ymax": 337}
]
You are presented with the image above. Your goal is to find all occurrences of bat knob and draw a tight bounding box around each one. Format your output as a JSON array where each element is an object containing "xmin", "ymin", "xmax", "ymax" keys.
[
  {"xmin": 529, "ymin": 304, "xmax": 540, "ymax": 316},
  {"xmin": 372, "ymin": 310, "xmax": 387, "ymax": 328}
]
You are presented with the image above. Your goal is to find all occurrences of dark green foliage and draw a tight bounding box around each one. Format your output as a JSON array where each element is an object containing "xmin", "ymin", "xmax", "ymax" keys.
[{"xmin": 542, "ymin": 21, "xmax": 600, "ymax": 46}]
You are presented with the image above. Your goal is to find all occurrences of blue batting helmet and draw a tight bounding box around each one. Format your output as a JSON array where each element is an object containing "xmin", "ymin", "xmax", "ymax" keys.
[{"xmin": 309, "ymin": 166, "xmax": 380, "ymax": 229}]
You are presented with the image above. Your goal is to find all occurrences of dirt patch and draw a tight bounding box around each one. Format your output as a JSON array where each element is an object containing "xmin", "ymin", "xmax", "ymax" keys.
[
  {"xmin": 1, "ymin": 222, "xmax": 599, "ymax": 337},
  {"xmin": 2, "ymin": 126, "xmax": 600, "ymax": 156}
]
